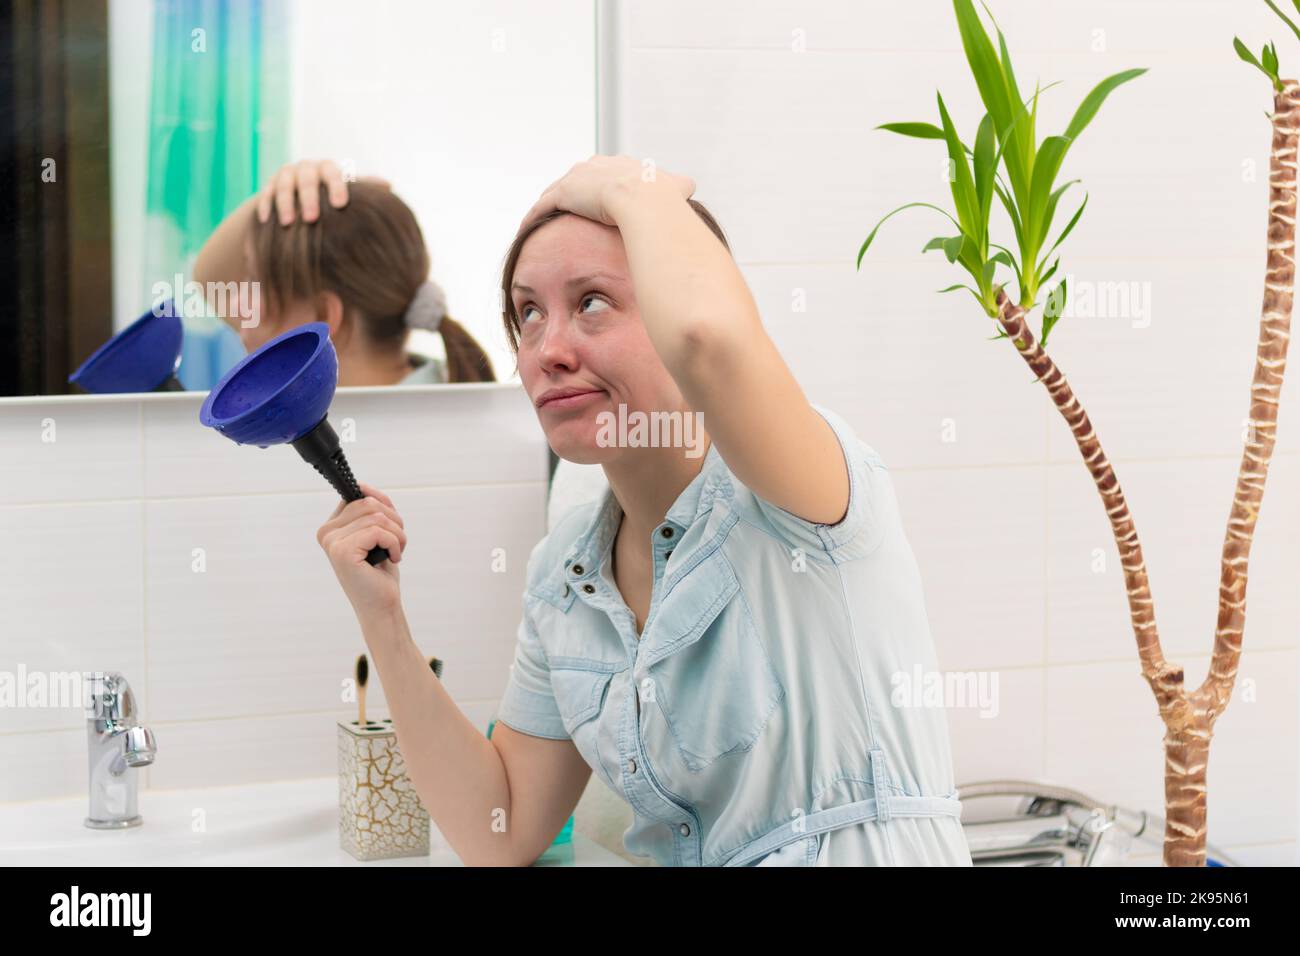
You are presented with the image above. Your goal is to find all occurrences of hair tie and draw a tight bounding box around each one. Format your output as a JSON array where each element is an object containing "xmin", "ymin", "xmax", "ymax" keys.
[{"xmin": 403, "ymin": 280, "xmax": 446, "ymax": 332}]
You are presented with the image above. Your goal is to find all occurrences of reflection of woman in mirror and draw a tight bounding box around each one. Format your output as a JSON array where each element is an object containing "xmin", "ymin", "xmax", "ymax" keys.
[
  {"xmin": 194, "ymin": 159, "xmax": 495, "ymax": 385},
  {"xmin": 313, "ymin": 156, "xmax": 972, "ymax": 867}
]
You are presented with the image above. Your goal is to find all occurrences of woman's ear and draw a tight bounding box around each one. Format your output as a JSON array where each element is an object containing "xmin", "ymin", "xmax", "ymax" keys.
[{"xmin": 316, "ymin": 290, "xmax": 347, "ymax": 342}]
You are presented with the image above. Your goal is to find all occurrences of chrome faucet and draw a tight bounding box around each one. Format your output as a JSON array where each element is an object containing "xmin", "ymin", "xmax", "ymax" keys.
[
  {"xmin": 84, "ymin": 671, "xmax": 157, "ymax": 829},
  {"xmin": 957, "ymin": 779, "xmax": 1241, "ymax": 866}
]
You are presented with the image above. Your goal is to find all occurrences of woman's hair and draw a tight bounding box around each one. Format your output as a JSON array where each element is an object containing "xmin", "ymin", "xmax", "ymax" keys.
[
  {"xmin": 249, "ymin": 181, "xmax": 496, "ymax": 382},
  {"xmin": 499, "ymin": 198, "xmax": 731, "ymax": 356}
]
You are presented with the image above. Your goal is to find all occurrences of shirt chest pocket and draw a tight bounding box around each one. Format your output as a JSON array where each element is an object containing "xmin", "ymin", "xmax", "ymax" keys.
[
  {"xmin": 640, "ymin": 550, "xmax": 785, "ymax": 772},
  {"xmin": 548, "ymin": 657, "xmax": 620, "ymax": 737}
]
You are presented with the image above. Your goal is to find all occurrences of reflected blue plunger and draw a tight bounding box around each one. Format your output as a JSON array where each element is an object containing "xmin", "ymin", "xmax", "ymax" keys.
[
  {"xmin": 198, "ymin": 322, "xmax": 389, "ymax": 565},
  {"xmin": 68, "ymin": 300, "xmax": 184, "ymax": 393}
]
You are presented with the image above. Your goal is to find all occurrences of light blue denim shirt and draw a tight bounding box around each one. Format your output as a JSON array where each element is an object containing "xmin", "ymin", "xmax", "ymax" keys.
[{"xmin": 497, "ymin": 403, "xmax": 973, "ymax": 866}]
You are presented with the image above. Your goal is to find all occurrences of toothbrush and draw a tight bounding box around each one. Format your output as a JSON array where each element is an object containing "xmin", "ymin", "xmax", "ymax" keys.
[{"xmin": 356, "ymin": 654, "xmax": 368, "ymax": 727}]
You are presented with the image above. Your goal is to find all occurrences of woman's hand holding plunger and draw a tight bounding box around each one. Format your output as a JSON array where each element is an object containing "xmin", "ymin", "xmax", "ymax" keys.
[{"xmin": 317, "ymin": 482, "xmax": 407, "ymax": 620}]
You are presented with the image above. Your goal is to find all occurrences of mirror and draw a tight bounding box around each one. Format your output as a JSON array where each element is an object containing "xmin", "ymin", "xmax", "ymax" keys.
[{"xmin": 0, "ymin": 0, "xmax": 597, "ymax": 397}]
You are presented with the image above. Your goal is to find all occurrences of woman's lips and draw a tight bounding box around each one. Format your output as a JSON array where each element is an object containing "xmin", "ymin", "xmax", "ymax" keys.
[{"xmin": 539, "ymin": 389, "xmax": 605, "ymax": 411}]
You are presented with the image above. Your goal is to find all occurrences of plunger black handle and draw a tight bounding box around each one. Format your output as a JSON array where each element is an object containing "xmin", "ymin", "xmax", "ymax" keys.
[{"xmin": 291, "ymin": 417, "xmax": 389, "ymax": 565}]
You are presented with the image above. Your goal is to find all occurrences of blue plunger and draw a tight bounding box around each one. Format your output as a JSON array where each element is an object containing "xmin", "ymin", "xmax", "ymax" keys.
[
  {"xmin": 198, "ymin": 321, "xmax": 389, "ymax": 565},
  {"xmin": 69, "ymin": 300, "xmax": 184, "ymax": 393}
]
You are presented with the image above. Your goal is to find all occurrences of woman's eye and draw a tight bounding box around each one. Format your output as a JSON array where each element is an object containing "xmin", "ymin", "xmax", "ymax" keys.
[
  {"xmin": 579, "ymin": 295, "xmax": 609, "ymax": 314},
  {"xmin": 520, "ymin": 304, "xmax": 540, "ymax": 325}
]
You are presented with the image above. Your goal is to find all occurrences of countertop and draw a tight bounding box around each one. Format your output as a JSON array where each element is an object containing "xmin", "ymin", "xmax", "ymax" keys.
[{"xmin": 0, "ymin": 776, "xmax": 630, "ymax": 866}]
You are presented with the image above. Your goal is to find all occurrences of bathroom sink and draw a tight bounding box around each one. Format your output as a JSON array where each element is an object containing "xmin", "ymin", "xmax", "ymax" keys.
[{"xmin": 0, "ymin": 776, "xmax": 629, "ymax": 867}]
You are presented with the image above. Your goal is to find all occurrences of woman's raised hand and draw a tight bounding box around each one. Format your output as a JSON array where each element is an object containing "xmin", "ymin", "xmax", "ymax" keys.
[
  {"xmin": 256, "ymin": 159, "xmax": 392, "ymax": 226},
  {"xmin": 518, "ymin": 154, "xmax": 694, "ymax": 231},
  {"xmin": 316, "ymin": 482, "xmax": 407, "ymax": 619}
]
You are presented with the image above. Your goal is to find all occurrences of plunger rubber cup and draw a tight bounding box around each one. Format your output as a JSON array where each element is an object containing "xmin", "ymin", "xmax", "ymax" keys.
[
  {"xmin": 291, "ymin": 416, "xmax": 389, "ymax": 566},
  {"xmin": 69, "ymin": 300, "xmax": 184, "ymax": 394}
]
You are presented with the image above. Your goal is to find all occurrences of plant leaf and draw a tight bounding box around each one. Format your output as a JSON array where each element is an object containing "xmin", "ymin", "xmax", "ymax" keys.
[
  {"xmin": 996, "ymin": 25, "xmax": 1033, "ymax": 197},
  {"xmin": 990, "ymin": 245, "xmax": 1018, "ymax": 272},
  {"xmin": 992, "ymin": 180, "xmax": 1025, "ymax": 252},
  {"xmin": 1263, "ymin": 41, "xmax": 1279, "ymax": 79},
  {"xmin": 954, "ymin": 0, "xmax": 1015, "ymax": 130},
  {"xmin": 954, "ymin": 0, "xmax": 1035, "ymax": 208},
  {"xmin": 1042, "ymin": 278, "xmax": 1068, "ymax": 345},
  {"xmin": 973, "ymin": 112, "xmax": 998, "ymax": 247},
  {"xmin": 877, "ymin": 121, "xmax": 947, "ymax": 140},
  {"xmin": 1063, "ymin": 68, "xmax": 1147, "ymax": 142},
  {"xmin": 858, "ymin": 202, "xmax": 962, "ymax": 268},
  {"xmin": 981, "ymin": 259, "xmax": 997, "ymax": 289},
  {"xmin": 1038, "ymin": 192, "xmax": 1088, "ymax": 271},
  {"xmin": 1234, "ymin": 36, "xmax": 1277, "ymax": 85},
  {"xmin": 937, "ymin": 91, "xmax": 980, "ymax": 236},
  {"xmin": 942, "ymin": 235, "xmax": 966, "ymax": 263},
  {"xmin": 1027, "ymin": 135, "xmax": 1073, "ymax": 250},
  {"xmin": 1038, "ymin": 178, "xmax": 1082, "ymax": 253},
  {"xmin": 1266, "ymin": 0, "xmax": 1300, "ymax": 45},
  {"xmin": 937, "ymin": 283, "xmax": 987, "ymax": 310}
]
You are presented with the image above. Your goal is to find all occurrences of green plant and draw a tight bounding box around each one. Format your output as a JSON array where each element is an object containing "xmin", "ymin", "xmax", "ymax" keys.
[
  {"xmin": 858, "ymin": 0, "xmax": 1144, "ymax": 347},
  {"xmin": 859, "ymin": 0, "xmax": 1297, "ymax": 868},
  {"xmin": 1233, "ymin": 0, "xmax": 1300, "ymax": 92}
]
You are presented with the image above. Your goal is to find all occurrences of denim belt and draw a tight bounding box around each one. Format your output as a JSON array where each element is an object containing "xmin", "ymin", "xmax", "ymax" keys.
[{"xmin": 721, "ymin": 749, "xmax": 964, "ymax": 867}]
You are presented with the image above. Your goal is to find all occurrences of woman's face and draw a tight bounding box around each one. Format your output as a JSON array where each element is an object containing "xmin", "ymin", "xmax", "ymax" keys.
[{"xmin": 512, "ymin": 214, "xmax": 688, "ymax": 464}]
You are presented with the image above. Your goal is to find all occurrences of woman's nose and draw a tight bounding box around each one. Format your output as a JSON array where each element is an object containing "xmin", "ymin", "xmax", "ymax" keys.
[{"xmin": 536, "ymin": 316, "xmax": 580, "ymax": 372}]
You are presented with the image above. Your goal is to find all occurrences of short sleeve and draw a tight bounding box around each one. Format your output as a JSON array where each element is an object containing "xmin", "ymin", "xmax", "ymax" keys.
[
  {"xmin": 750, "ymin": 403, "xmax": 885, "ymax": 557},
  {"xmin": 496, "ymin": 603, "xmax": 570, "ymax": 740}
]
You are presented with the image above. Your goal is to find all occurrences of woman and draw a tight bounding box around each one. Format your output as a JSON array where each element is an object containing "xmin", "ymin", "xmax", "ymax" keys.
[
  {"xmin": 316, "ymin": 156, "xmax": 973, "ymax": 866},
  {"xmin": 194, "ymin": 159, "xmax": 495, "ymax": 384}
]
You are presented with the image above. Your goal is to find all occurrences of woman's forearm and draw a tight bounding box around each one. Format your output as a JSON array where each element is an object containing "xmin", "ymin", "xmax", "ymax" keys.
[
  {"xmin": 604, "ymin": 179, "xmax": 761, "ymax": 376},
  {"xmin": 192, "ymin": 194, "xmax": 258, "ymax": 331},
  {"xmin": 356, "ymin": 604, "xmax": 520, "ymax": 866}
]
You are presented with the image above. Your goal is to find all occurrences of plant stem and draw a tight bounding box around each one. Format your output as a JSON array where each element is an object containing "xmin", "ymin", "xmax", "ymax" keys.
[
  {"xmin": 994, "ymin": 288, "xmax": 1169, "ymax": 680},
  {"xmin": 1158, "ymin": 76, "xmax": 1300, "ymax": 867},
  {"xmin": 1213, "ymin": 80, "xmax": 1298, "ymax": 683},
  {"xmin": 991, "ymin": 79, "xmax": 1298, "ymax": 866}
]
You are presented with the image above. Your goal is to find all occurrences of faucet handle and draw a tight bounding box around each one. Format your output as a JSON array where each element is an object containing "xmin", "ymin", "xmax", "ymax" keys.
[{"xmin": 84, "ymin": 671, "xmax": 139, "ymax": 725}]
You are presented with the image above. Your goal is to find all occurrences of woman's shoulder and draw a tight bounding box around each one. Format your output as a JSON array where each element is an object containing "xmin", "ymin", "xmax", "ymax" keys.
[{"xmin": 721, "ymin": 401, "xmax": 896, "ymax": 560}]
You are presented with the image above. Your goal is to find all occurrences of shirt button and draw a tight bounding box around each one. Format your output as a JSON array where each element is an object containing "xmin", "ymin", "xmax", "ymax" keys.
[
  {"xmin": 627, "ymin": 758, "xmax": 636, "ymax": 774},
  {"xmin": 679, "ymin": 823, "xmax": 691, "ymax": 837},
  {"xmin": 660, "ymin": 527, "xmax": 674, "ymax": 539},
  {"xmin": 571, "ymin": 563, "xmax": 584, "ymax": 575},
  {"xmin": 582, "ymin": 584, "xmax": 595, "ymax": 594}
]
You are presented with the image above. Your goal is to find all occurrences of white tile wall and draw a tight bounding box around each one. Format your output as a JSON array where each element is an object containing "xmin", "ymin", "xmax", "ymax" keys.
[
  {"xmin": 605, "ymin": 0, "xmax": 1300, "ymax": 860},
  {"xmin": 0, "ymin": 384, "xmax": 550, "ymax": 799}
]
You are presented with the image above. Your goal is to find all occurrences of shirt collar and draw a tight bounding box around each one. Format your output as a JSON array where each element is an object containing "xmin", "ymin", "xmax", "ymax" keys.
[{"xmin": 543, "ymin": 440, "xmax": 728, "ymax": 599}]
